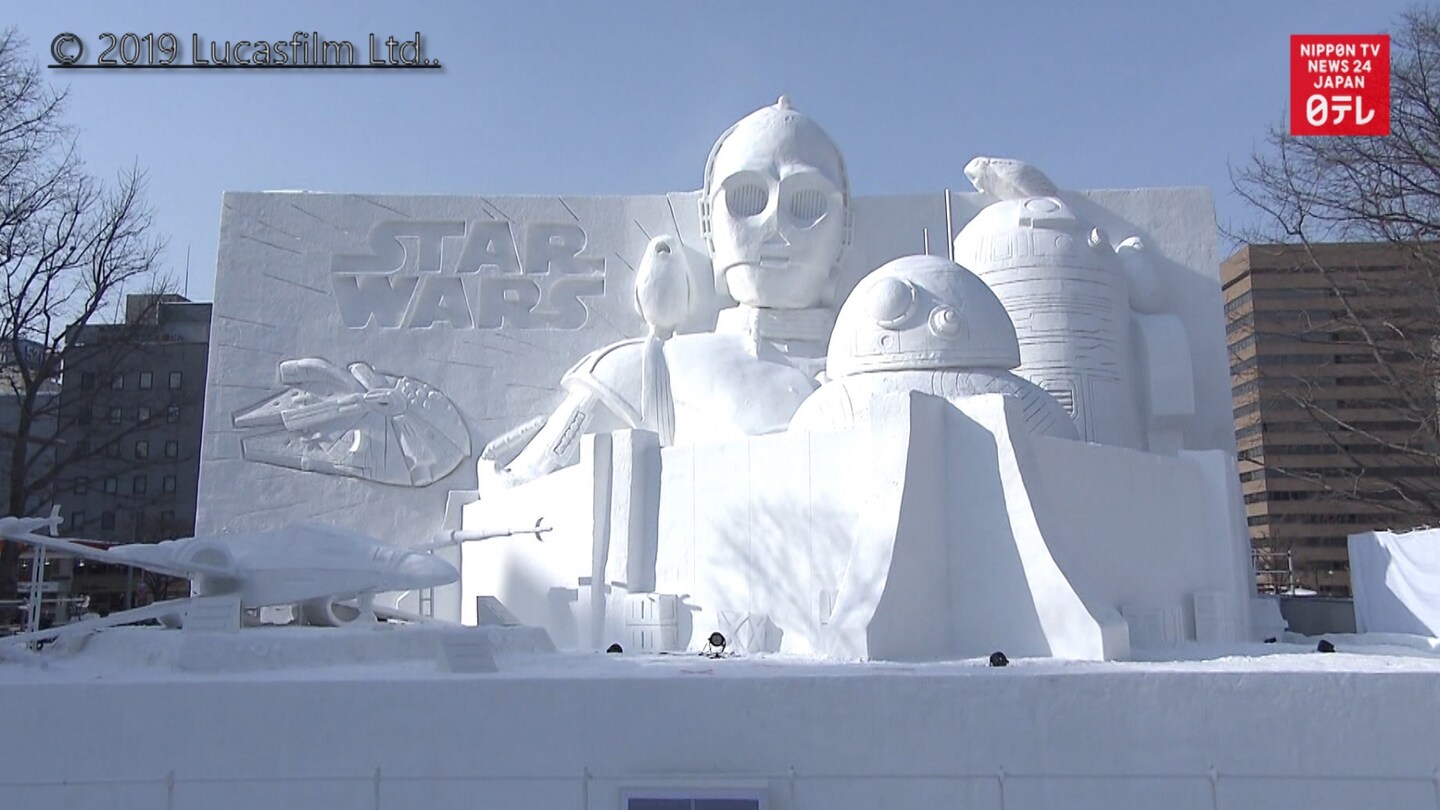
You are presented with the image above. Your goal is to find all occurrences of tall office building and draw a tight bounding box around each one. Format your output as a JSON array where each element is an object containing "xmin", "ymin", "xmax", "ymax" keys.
[
  {"xmin": 1222, "ymin": 243, "xmax": 1440, "ymax": 595},
  {"xmin": 0, "ymin": 337, "xmax": 58, "ymax": 514},
  {"xmin": 55, "ymin": 294, "xmax": 211, "ymax": 610}
]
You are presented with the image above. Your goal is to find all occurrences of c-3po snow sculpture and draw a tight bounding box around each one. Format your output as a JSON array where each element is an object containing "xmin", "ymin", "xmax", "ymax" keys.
[{"xmin": 480, "ymin": 97, "xmax": 850, "ymax": 486}]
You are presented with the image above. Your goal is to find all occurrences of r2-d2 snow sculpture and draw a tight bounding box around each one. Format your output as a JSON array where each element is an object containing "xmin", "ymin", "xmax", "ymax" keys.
[{"xmin": 953, "ymin": 196, "xmax": 1144, "ymax": 449}]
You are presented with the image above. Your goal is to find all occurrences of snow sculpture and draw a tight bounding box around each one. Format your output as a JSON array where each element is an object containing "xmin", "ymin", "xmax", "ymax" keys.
[
  {"xmin": 1349, "ymin": 528, "xmax": 1440, "ymax": 636},
  {"xmin": 458, "ymin": 130, "xmax": 1253, "ymax": 663},
  {"xmin": 632, "ymin": 235, "xmax": 693, "ymax": 446},
  {"xmin": 963, "ymin": 156, "xmax": 1059, "ymax": 200},
  {"xmin": 1117, "ymin": 235, "xmax": 1197, "ymax": 454},
  {"xmin": 463, "ymin": 376, "xmax": 1260, "ymax": 661},
  {"xmin": 953, "ymin": 175, "xmax": 1196, "ymax": 452},
  {"xmin": 790, "ymin": 255, "xmax": 1077, "ymax": 438},
  {"xmin": 234, "ymin": 358, "xmax": 470, "ymax": 486},
  {"xmin": 479, "ymin": 97, "xmax": 848, "ymax": 486},
  {"xmin": 185, "ymin": 95, "xmax": 1256, "ymax": 665},
  {"xmin": 0, "ymin": 515, "xmax": 459, "ymax": 643},
  {"xmin": 702, "ymin": 93, "xmax": 850, "ymax": 366},
  {"xmin": 952, "ymin": 194, "xmax": 1142, "ymax": 447}
]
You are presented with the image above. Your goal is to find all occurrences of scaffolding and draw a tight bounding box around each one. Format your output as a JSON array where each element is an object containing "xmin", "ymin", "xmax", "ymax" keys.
[
  {"xmin": 1252, "ymin": 548, "xmax": 1297, "ymax": 595},
  {"xmin": 0, "ymin": 548, "xmax": 92, "ymax": 636}
]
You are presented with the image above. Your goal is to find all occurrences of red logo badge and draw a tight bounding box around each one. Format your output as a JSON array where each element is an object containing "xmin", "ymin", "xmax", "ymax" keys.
[{"xmin": 1290, "ymin": 35, "xmax": 1390, "ymax": 136}]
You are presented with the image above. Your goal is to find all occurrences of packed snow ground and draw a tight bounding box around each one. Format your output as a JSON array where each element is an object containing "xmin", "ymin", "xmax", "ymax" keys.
[
  {"xmin": 2, "ymin": 624, "xmax": 1438, "ymax": 683},
  {"xmin": 5, "ymin": 626, "xmax": 1440, "ymax": 810}
]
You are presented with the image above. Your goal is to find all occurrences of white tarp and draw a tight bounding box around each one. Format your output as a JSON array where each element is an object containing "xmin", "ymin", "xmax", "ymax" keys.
[{"xmin": 1349, "ymin": 528, "xmax": 1440, "ymax": 636}]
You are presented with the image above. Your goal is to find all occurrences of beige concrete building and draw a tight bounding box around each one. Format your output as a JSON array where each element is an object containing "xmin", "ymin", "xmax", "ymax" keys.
[{"xmin": 1222, "ymin": 243, "xmax": 1440, "ymax": 595}]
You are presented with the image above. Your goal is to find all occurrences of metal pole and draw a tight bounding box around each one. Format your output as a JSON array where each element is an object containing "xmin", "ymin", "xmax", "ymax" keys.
[
  {"xmin": 944, "ymin": 189, "xmax": 954, "ymax": 262},
  {"xmin": 25, "ymin": 547, "xmax": 45, "ymax": 633}
]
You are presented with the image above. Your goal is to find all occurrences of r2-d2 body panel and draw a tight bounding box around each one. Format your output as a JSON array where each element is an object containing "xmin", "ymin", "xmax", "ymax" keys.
[{"xmin": 953, "ymin": 196, "xmax": 1143, "ymax": 449}]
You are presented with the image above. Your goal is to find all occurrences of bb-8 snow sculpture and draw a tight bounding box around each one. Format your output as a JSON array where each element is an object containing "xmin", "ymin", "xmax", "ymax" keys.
[{"xmin": 790, "ymin": 254, "xmax": 1077, "ymax": 438}]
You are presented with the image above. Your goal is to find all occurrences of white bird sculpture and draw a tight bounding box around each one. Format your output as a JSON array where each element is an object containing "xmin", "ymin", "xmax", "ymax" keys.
[
  {"xmin": 632, "ymin": 235, "xmax": 693, "ymax": 445},
  {"xmin": 964, "ymin": 156, "xmax": 1059, "ymax": 200},
  {"xmin": 633, "ymin": 236, "xmax": 692, "ymax": 339}
]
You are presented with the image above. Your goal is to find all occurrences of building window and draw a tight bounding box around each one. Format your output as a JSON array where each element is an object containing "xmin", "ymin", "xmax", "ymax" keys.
[
  {"xmin": 102, "ymin": 477, "xmax": 117, "ymax": 494},
  {"xmin": 623, "ymin": 793, "xmax": 763, "ymax": 810},
  {"xmin": 166, "ymin": 404, "xmax": 180, "ymax": 423},
  {"xmin": 110, "ymin": 373, "xmax": 124, "ymax": 390},
  {"xmin": 139, "ymin": 371, "xmax": 153, "ymax": 390},
  {"xmin": 70, "ymin": 511, "xmax": 85, "ymax": 530},
  {"xmin": 105, "ymin": 442, "xmax": 121, "ymax": 459},
  {"xmin": 138, "ymin": 407, "xmax": 151, "ymax": 423},
  {"xmin": 160, "ymin": 509, "xmax": 174, "ymax": 525},
  {"xmin": 164, "ymin": 440, "xmax": 179, "ymax": 459},
  {"xmin": 109, "ymin": 407, "xmax": 123, "ymax": 425},
  {"xmin": 132, "ymin": 475, "xmax": 147, "ymax": 495},
  {"xmin": 100, "ymin": 511, "xmax": 116, "ymax": 531},
  {"xmin": 162, "ymin": 475, "xmax": 176, "ymax": 494},
  {"xmin": 74, "ymin": 477, "xmax": 88, "ymax": 494},
  {"xmin": 76, "ymin": 439, "xmax": 90, "ymax": 457},
  {"xmin": 134, "ymin": 440, "xmax": 149, "ymax": 460},
  {"xmin": 80, "ymin": 372, "xmax": 96, "ymax": 390},
  {"xmin": 168, "ymin": 371, "xmax": 183, "ymax": 390},
  {"xmin": 77, "ymin": 407, "xmax": 92, "ymax": 426}
]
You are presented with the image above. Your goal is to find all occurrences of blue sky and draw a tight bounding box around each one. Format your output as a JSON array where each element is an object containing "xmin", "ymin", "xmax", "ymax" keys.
[{"xmin": 6, "ymin": 1, "xmax": 1416, "ymax": 302}]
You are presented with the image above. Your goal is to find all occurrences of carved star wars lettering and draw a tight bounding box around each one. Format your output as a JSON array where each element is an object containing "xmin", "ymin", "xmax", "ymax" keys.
[{"xmin": 330, "ymin": 220, "xmax": 606, "ymax": 329}]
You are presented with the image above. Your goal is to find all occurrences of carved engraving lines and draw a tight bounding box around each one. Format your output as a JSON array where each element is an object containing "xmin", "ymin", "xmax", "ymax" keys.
[{"xmin": 232, "ymin": 358, "xmax": 471, "ymax": 487}]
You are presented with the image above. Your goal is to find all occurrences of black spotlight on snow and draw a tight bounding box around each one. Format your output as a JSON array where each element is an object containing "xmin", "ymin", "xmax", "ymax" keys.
[
  {"xmin": 1317, "ymin": 639, "xmax": 1336, "ymax": 654},
  {"xmin": 989, "ymin": 651, "xmax": 1009, "ymax": 668},
  {"xmin": 1263, "ymin": 637, "xmax": 1278, "ymax": 644},
  {"xmin": 606, "ymin": 643, "xmax": 623, "ymax": 654},
  {"xmin": 705, "ymin": 632, "xmax": 727, "ymax": 658}
]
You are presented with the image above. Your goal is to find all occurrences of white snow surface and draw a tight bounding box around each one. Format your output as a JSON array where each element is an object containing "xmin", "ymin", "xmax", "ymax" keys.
[
  {"xmin": 6, "ymin": 628, "xmax": 1440, "ymax": 810},
  {"xmin": 1351, "ymin": 528, "xmax": 1440, "ymax": 635},
  {"xmin": 3, "ymin": 626, "xmax": 1439, "ymax": 682}
]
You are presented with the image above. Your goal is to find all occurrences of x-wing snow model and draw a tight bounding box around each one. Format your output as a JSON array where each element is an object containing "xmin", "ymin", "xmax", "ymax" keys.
[{"xmin": 0, "ymin": 510, "xmax": 548, "ymax": 647}]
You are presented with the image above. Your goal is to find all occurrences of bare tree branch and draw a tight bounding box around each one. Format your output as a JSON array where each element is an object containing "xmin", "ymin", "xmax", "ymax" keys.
[
  {"xmin": 1230, "ymin": 9, "xmax": 1440, "ymax": 592},
  {"xmin": 0, "ymin": 30, "xmax": 172, "ymax": 617}
]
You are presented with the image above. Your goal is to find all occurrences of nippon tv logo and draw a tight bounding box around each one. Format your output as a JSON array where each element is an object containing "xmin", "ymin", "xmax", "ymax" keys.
[{"xmin": 1290, "ymin": 34, "xmax": 1390, "ymax": 136}]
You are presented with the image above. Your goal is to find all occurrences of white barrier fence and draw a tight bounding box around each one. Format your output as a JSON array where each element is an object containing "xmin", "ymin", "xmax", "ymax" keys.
[{"xmin": 5, "ymin": 766, "xmax": 1440, "ymax": 810}]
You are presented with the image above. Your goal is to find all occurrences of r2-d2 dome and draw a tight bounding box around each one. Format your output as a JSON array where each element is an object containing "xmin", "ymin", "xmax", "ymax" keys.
[{"xmin": 792, "ymin": 255, "xmax": 1077, "ymax": 438}]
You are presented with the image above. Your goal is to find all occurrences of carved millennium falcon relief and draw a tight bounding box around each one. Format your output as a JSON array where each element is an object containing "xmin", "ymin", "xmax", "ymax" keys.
[{"xmin": 232, "ymin": 358, "xmax": 470, "ymax": 487}]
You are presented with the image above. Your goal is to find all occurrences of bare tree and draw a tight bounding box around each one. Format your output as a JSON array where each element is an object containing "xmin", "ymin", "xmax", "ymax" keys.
[
  {"xmin": 1230, "ymin": 8, "xmax": 1440, "ymax": 535},
  {"xmin": 0, "ymin": 29, "xmax": 169, "ymax": 616}
]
